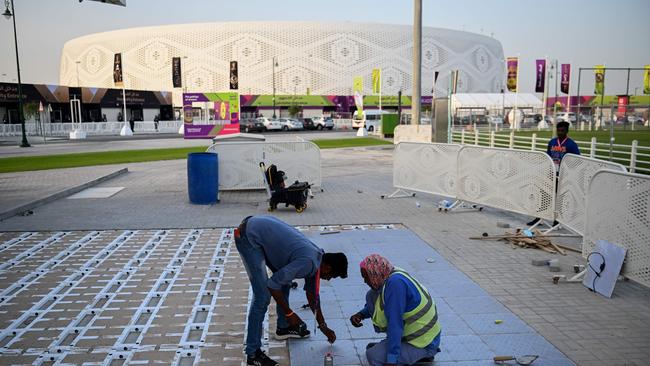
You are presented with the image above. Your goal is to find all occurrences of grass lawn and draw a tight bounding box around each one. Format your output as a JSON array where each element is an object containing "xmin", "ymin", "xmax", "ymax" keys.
[
  {"xmin": 0, "ymin": 137, "xmax": 391, "ymax": 173},
  {"xmin": 0, "ymin": 146, "xmax": 207, "ymax": 174},
  {"xmin": 311, "ymin": 137, "xmax": 392, "ymax": 149},
  {"xmin": 493, "ymin": 128, "xmax": 650, "ymax": 147}
]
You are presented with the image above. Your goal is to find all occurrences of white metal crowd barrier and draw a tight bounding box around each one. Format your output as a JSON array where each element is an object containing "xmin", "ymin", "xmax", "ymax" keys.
[
  {"xmin": 555, "ymin": 154, "xmax": 626, "ymax": 236},
  {"xmin": 206, "ymin": 141, "xmax": 321, "ymax": 190},
  {"xmin": 393, "ymin": 125, "xmax": 432, "ymax": 144},
  {"xmin": 456, "ymin": 146, "xmax": 557, "ymax": 221},
  {"xmin": 0, "ymin": 121, "xmax": 183, "ymax": 136},
  {"xmin": 393, "ymin": 142, "xmax": 460, "ymax": 198},
  {"xmin": 583, "ymin": 170, "xmax": 650, "ymax": 287}
]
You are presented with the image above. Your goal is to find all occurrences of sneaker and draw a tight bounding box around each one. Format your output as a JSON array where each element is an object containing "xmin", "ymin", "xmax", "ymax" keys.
[
  {"xmin": 246, "ymin": 349, "xmax": 278, "ymax": 366},
  {"xmin": 274, "ymin": 323, "xmax": 310, "ymax": 340},
  {"xmin": 365, "ymin": 342, "xmax": 378, "ymax": 350},
  {"xmin": 526, "ymin": 217, "xmax": 541, "ymax": 226}
]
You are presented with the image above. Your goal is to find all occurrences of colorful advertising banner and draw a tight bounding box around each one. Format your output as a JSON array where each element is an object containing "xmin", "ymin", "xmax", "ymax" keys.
[
  {"xmin": 506, "ymin": 57, "xmax": 518, "ymax": 92},
  {"xmin": 643, "ymin": 65, "xmax": 650, "ymax": 94},
  {"xmin": 229, "ymin": 61, "xmax": 238, "ymax": 90},
  {"xmin": 172, "ymin": 57, "xmax": 182, "ymax": 88},
  {"xmin": 617, "ymin": 96, "xmax": 629, "ymax": 115},
  {"xmin": 353, "ymin": 76, "xmax": 363, "ymax": 118},
  {"xmin": 372, "ymin": 68, "xmax": 381, "ymax": 95},
  {"xmin": 561, "ymin": 64, "xmax": 571, "ymax": 94},
  {"xmin": 183, "ymin": 92, "xmax": 239, "ymax": 139},
  {"xmin": 535, "ymin": 59, "xmax": 546, "ymax": 93},
  {"xmin": 594, "ymin": 65, "xmax": 605, "ymax": 95},
  {"xmin": 113, "ymin": 53, "xmax": 123, "ymax": 87}
]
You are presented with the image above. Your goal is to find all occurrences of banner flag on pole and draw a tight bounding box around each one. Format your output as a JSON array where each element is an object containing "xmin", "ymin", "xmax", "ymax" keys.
[
  {"xmin": 594, "ymin": 65, "xmax": 605, "ymax": 95},
  {"xmin": 560, "ymin": 64, "xmax": 571, "ymax": 94},
  {"xmin": 113, "ymin": 53, "xmax": 123, "ymax": 87},
  {"xmin": 172, "ymin": 57, "xmax": 182, "ymax": 88},
  {"xmin": 451, "ymin": 70, "xmax": 459, "ymax": 94},
  {"xmin": 229, "ymin": 61, "xmax": 238, "ymax": 90},
  {"xmin": 353, "ymin": 76, "xmax": 363, "ymax": 118},
  {"xmin": 372, "ymin": 68, "xmax": 381, "ymax": 95},
  {"xmin": 506, "ymin": 57, "xmax": 518, "ymax": 92},
  {"xmin": 535, "ymin": 59, "xmax": 546, "ymax": 93},
  {"xmin": 643, "ymin": 65, "xmax": 650, "ymax": 94}
]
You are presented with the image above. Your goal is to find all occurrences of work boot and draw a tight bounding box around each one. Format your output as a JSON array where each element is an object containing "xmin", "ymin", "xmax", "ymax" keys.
[
  {"xmin": 246, "ymin": 349, "xmax": 278, "ymax": 366},
  {"xmin": 274, "ymin": 322, "xmax": 310, "ymax": 340},
  {"xmin": 366, "ymin": 342, "xmax": 378, "ymax": 350}
]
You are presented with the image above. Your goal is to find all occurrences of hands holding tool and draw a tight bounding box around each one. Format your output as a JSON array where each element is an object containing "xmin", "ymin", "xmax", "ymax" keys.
[
  {"xmin": 318, "ymin": 322, "xmax": 337, "ymax": 343},
  {"xmin": 349, "ymin": 312, "xmax": 364, "ymax": 327}
]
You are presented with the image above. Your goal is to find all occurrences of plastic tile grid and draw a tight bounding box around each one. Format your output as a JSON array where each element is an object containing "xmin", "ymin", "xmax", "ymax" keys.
[
  {"xmin": 288, "ymin": 227, "xmax": 575, "ymax": 366},
  {"xmin": 0, "ymin": 229, "xmax": 261, "ymax": 366}
]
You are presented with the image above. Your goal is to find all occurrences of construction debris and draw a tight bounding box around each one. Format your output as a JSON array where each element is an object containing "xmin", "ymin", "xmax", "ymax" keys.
[{"xmin": 470, "ymin": 229, "xmax": 571, "ymax": 255}]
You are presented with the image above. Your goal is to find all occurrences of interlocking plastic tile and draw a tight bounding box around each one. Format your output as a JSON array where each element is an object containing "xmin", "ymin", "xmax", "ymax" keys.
[
  {"xmin": 443, "ymin": 296, "xmax": 508, "ymax": 314},
  {"xmin": 460, "ymin": 313, "xmax": 535, "ymax": 335},
  {"xmin": 480, "ymin": 333, "xmax": 571, "ymax": 360},
  {"xmin": 435, "ymin": 334, "xmax": 493, "ymax": 362},
  {"xmin": 289, "ymin": 339, "xmax": 361, "ymax": 365}
]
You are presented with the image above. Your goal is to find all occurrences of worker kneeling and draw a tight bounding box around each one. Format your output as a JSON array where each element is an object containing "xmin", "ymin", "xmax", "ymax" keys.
[
  {"xmin": 350, "ymin": 254, "xmax": 441, "ymax": 366},
  {"xmin": 235, "ymin": 215, "xmax": 348, "ymax": 366}
]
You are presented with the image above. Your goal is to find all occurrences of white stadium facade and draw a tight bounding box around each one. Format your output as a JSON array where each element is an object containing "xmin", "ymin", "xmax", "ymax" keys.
[{"xmin": 59, "ymin": 21, "xmax": 505, "ymax": 117}]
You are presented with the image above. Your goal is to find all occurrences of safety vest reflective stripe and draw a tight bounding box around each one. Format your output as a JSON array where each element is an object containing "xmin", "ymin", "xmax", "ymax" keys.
[{"xmin": 403, "ymin": 309, "xmax": 438, "ymax": 342}]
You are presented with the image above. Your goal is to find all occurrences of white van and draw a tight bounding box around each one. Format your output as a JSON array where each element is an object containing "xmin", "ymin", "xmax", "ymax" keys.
[{"xmin": 352, "ymin": 110, "xmax": 389, "ymax": 131}]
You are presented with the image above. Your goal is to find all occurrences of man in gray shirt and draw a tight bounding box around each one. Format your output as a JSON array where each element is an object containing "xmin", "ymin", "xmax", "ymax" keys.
[{"xmin": 235, "ymin": 215, "xmax": 348, "ymax": 366}]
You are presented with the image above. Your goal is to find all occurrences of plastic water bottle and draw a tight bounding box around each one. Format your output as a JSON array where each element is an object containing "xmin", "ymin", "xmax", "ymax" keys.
[
  {"xmin": 415, "ymin": 202, "xmax": 421, "ymax": 208},
  {"xmin": 324, "ymin": 353, "xmax": 334, "ymax": 366}
]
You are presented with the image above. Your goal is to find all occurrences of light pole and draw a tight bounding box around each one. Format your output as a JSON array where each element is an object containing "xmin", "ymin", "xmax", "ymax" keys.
[
  {"xmin": 272, "ymin": 57, "xmax": 278, "ymax": 119},
  {"xmin": 4, "ymin": 0, "xmax": 29, "ymax": 147}
]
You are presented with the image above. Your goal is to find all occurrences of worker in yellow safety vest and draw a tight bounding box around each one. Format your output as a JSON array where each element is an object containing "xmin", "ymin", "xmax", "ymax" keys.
[{"xmin": 349, "ymin": 254, "xmax": 441, "ymax": 366}]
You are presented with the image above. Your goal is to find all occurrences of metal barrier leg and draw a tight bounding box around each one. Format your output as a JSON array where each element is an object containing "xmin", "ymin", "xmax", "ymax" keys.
[
  {"xmin": 381, "ymin": 188, "xmax": 416, "ymax": 199},
  {"xmin": 542, "ymin": 223, "xmax": 562, "ymax": 235},
  {"xmin": 444, "ymin": 200, "xmax": 483, "ymax": 213}
]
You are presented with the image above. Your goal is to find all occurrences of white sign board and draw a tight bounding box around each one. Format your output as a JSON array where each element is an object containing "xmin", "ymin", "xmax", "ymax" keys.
[{"xmin": 583, "ymin": 240, "xmax": 626, "ymax": 298}]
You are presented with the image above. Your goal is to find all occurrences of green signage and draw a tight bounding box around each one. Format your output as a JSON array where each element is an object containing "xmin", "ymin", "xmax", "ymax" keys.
[
  {"xmin": 247, "ymin": 95, "xmax": 333, "ymax": 107},
  {"xmin": 363, "ymin": 95, "xmax": 411, "ymax": 106}
]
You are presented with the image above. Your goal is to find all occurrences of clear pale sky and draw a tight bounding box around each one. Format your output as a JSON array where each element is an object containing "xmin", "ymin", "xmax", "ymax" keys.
[{"xmin": 1, "ymin": 0, "xmax": 648, "ymax": 96}]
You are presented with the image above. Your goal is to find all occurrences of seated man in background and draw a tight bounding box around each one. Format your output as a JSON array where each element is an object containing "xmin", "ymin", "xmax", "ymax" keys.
[{"xmin": 349, "ymin": 254, "xmax": 441, "ymax": 366}]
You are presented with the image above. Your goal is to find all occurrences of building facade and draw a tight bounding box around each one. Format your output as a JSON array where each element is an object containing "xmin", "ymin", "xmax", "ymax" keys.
[{"xmin": 60, "ymin": 21, "xmax": 506, "ymax": 111}]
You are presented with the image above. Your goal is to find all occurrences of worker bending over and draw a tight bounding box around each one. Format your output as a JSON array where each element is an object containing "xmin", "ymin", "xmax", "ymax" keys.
[{"xmin": 235, "ymin": 215, "xmax": 348, "ymax": 366}]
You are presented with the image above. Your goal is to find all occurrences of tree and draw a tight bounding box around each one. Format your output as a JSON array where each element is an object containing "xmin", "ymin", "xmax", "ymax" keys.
[
  {"xmin": 288, "ymin": 105, "xmax": 302, "ymax": 118},
  {"xmin": 23, "ymin": 102, "xmax": 40, "ymax": 121}
]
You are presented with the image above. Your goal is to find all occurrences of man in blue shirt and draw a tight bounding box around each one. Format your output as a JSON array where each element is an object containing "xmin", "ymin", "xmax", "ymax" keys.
[
  {"xmin": 235, "ymin": 215, "xmax": 348, "ymax": 366},
  {"xmin": 349, "ymin": 254, "xmax": 441, "ymax": 366},
  {"xmin": 527, "ymin": 121, "xmax": 581, "ymax": 226}
]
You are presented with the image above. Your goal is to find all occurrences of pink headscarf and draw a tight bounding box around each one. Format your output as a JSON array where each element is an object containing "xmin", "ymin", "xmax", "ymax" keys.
[{"xmin": 360, "ymin": 254, "xmax": 394, "ymax": 289}]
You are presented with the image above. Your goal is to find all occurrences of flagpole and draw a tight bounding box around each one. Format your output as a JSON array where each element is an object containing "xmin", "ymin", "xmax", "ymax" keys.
[
  {"xmin": 542, "ymin": 56, "xmax": 548, "ymax": 120},
  {"xmin": 119, "ymin": 53, "xmax": 132, "ymax": 136},
  {"xmin": 514, "ymin": 54, "xmax": 520, "ymax": 130},
  {"xmin": 566, "ymin": 60, "xmax": 572, "ymax": 129}
]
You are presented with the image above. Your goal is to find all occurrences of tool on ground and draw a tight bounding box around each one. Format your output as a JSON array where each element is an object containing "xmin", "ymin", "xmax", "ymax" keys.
[{"xmin": 493, "ymin": 354, "xmax": 538, "ymax": 365}]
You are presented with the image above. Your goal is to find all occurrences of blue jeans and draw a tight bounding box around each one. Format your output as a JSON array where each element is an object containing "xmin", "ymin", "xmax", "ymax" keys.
[
  {"xmin": 364, "ymin": 289, "xmax": 441, "ymax": 366},
  {"xmin": 235, "ymin": 234, "xmax": 291, "ymax": 356}
]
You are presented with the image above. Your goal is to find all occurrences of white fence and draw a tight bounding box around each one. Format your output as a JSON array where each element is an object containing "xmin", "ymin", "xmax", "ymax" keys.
[
  {"xmin": 0, "ymin": 121, "xmax": 183, "ymax": 137},
  {"xmin": 206, "ymin": 141, "xmax": 321, "ymax": 190},
  {"xmin": 555, "ymin": 155, "xmax": 626, "ymax": 236},
  {"xmin": 451, "ymin": 129, "xmax": 650, "ymax": 174},
  {"xmin": 457, "ymin": 146, "xmax": 556, "ymax": 221},
  {"xmin": 583, "ymin": 170, "xmax": 650, "ymax": 287},
  {"xmin": 393, "ymin": 125, "xmax": 432, "ymax": 144},
  {"xmin": 394, "ymin": 143, "xmax": 460, "ymax": 198}
]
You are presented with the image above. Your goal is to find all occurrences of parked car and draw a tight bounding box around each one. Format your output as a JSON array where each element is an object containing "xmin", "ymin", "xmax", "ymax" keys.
[
  {"xmin": 487, "ymin": 115, "xmax": 504, "ymax": 125},
  {"xmin": 239, "ymin": 118, "xmax": 265, "ymax": 133},
  {"xmin": 555, "ymin": 112, "xmax": 576, "ymax": 124},
  {"xmin": 312, "ymin": 116, "xmax": 335, "ymax": 130},
  {"xmin": 257, "ymin": 117, "xmax": 282, "ymax": 131},
  {"xmin": 627, "ymin": 115, "xmax": 644, "ymax": 124},
  {"xmin": 278, "ymin": 118, "xmax": 303, "ymax": 131},
  {"xmin": 301, "ymin": 117, "xmax": 316, "ymax": 130}
]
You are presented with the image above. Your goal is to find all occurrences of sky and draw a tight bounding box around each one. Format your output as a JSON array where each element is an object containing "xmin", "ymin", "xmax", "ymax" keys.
[{"xmin": 1, "ymin": 0, "xmax": 649, "ymax": 96}]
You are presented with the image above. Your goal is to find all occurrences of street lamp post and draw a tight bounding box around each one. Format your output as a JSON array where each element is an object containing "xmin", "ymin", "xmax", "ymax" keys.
[
  {"xmin": 272, "ymin": 57, "xmax": 278, "ymax": 119},
  {"xmin": 4, "ymin": 0, "xmax": 30, "ymax": 147}
]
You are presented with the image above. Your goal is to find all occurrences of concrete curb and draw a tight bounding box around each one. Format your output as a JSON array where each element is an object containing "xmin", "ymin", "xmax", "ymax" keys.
[{"xmin": 0, "ymin": 168, "xmax": 129, "ymax": 222}]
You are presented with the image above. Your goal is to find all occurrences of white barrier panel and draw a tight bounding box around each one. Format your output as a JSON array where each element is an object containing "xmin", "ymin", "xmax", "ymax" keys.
[
  {"xmin": 206, "ymin": 141, "xmax": 321, "ymax": 190},
  {"xmin": 556, "ymin": 154, "xmax": 626, "ymax": 236},
  {"xmin": 393, "ymin": 125, "xmax": 432, "ymax": 144},
  {"xmin": 394, "ymin": 142, "xmax": 460, "ymax": 198},
  {"xmin": 583, "ymin": 170, "xmax": 650, "ymax": 287},
  {"xmin": 0, "ymin": 121, "xmax": 183, "ymax": 137},
  {"xmin": 456, "ymin": 146, "xmax": 556, "ymax": 220}
]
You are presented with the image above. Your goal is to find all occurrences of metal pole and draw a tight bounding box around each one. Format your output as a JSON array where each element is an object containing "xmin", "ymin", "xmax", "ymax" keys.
[
  {"xmin": 272, "ymin": 56, "xmax": 276, "ymax": 119},
  {"xmin": 411, "ymin": 0, "xmax": 422, "ymax": 125},
  {"xmin": 542, "ymin": 56, "xmax": 548, "ymax": 118},
  {"xmin": 625, "ymin": 68, "xmax": 631, "ymax": 129},
  {"xmin": 7, "ymin": 0, "xmax": 29, "ymax": 147},
  {"xmin": 553, "ymin": 60, "xmax": 558, "ymax": 121},
  {"xmin": 576, "ymin": 68, "xmax": 582, "ymax": 128}
]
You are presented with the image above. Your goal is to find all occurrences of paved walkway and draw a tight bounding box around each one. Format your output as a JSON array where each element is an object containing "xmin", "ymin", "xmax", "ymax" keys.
[{"xmin": 0, "ymin": 146, "xmax": 648, "ymax": 365}]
